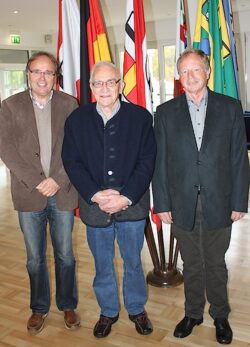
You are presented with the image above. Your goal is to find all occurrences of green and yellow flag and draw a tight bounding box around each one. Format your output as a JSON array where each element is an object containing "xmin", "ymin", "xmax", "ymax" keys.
[{"xmin": 193, "ymin": 0, "xmax": 239, "ymax": 99}]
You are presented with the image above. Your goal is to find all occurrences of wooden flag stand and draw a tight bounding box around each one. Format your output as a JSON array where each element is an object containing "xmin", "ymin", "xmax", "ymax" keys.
[{"xmin": 144, "ymin": 217, "xmax": 183, "ymax": 288}]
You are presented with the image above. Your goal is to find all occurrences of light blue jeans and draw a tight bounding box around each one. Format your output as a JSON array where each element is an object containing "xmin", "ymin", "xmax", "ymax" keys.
[
  {"xmin": 86, "ymin": 219, "xmax": 147, "ymax": 317},
  {"xmin": 18, "ymin": 196, "xmax": 78, "ymax": 314}
]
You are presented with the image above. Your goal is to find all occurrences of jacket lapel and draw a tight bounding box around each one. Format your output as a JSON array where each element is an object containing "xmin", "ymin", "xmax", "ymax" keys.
[
  {"xmin": 22, "ymin": 91, "xmax": 40, "ymax": 145},
  {"xmin": 177, "ymin": 94, "xmax": 198, "ymax": 150},
  {"xmin": 51, "ymin": 93, "xmax": 60, "ymax": 152},
  {"xmin": 200, "ymin": 90, "xmax": 219, "ymax": 153}
]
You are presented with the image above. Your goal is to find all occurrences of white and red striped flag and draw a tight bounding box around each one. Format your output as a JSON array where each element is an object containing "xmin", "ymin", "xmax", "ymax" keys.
[
  {"xmin": 57, "ymin": 0, "xmax": 80, "ymax": 101},
  {"xmin": 122, "ymin": 0, "xmax": 152, "ymax": 114},
  {"xmin": 174, "ymin": 0, "xmax": 188, "ymax": 97},
  {"xmin": 122, "ymin": 0, "xmax": 161, "ymax": 231}
]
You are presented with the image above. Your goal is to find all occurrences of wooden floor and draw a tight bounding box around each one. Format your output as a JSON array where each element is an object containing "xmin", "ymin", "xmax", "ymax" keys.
[{"xmin": 0, "ymin": 158, "xmax": 250, "ymax": 347}]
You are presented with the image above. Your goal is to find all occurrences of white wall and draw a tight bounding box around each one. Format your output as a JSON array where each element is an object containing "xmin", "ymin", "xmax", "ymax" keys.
[
  {"xmin": 233, "ymin": 10, "xmax": 250, "ymax": 110},
  {"xmin": 0, "ymin": 29, "xmax": 57, "ymax": 53}
]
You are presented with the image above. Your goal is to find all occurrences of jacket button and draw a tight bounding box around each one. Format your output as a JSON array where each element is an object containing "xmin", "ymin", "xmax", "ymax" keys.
[
  {"xmin": 108, "ymin": 170, "xmax": 113, "ymax": 175},
  {"xmin": 35, "ymin": 153, "xmax": 39, "ymax": 157}
]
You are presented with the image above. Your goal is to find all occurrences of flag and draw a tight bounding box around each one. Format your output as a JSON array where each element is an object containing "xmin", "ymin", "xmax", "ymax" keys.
[
  {"xmin": 57, "ymin": 0, "xmax": 80, "ymax": 101},
  {"xmin": 122, "ymin": 0, "xmax": 152, "ymax": 113},
  {"xmin": 222, "ymin": 0, "xmax": 239, "ymax": 97},
  {"xmin": 193, "ymin": 0, "xmax": 239, "ymax": 99},
  {"xmin": 80, "ymin": 0, "xmax": 112, "ymax": 104},
  {"xmin": 123, "ymin": 0, "xmax": 160, "ymax": 230},
  {"xmin": 174, "ymin": 0, "xmax": 188, "ymax": 97}
]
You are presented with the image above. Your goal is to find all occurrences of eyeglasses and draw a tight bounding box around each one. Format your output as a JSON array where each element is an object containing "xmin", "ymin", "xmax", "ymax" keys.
[
  {"xmin": 91, "ymin": 79, "xmax": 121, "ymax": 88},
  {"xmin": 29, "ymin": 69, "xmax": 56, "ymax": 77}
]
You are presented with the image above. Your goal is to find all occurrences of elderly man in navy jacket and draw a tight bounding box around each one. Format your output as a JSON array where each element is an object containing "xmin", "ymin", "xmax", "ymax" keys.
[{"xmin": 62, "ymin": 61, "xmax": 156, "ymax": 338}]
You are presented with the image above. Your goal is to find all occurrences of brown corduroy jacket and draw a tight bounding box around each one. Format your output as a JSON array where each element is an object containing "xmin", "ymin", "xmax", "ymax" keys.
[{"xmin": 0, "ymin": 90, "xmax": 78, "ymax": 212}]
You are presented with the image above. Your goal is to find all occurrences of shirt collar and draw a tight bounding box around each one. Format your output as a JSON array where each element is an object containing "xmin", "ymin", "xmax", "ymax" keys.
[
  {"xmin": 96, "ymin": 100, "xmax": 121, "ymax": 121},
  {"xmin": 29, "ymin": 89, "xmax": 53, "ymax": 110},
  {"xmin": 186, "ymin": 88, "xmax": 208, "ymax": 107}
]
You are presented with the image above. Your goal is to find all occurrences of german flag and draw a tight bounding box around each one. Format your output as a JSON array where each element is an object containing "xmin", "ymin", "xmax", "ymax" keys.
[{"xmin": 80, "ymin": 0, "xmax": 111, "ymax": 103}]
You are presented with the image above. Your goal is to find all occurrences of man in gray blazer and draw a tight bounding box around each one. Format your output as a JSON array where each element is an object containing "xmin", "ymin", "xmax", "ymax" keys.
[
  {"xmin": 153, "ymin": 49, "xmax": 249, "ymax": 345},
  {"xmin": 0, "ymin": 52, "xmax": 80, "ymax": 334}
]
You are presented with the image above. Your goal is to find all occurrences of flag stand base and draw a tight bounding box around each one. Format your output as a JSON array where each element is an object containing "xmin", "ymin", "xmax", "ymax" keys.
[
  {"xmin": 146, "ymin": 266, "xmax": 183, "ymax": 288},
  {"xmin": 145, "ymin": 216, "xmax": 183, "ymax": 288}
]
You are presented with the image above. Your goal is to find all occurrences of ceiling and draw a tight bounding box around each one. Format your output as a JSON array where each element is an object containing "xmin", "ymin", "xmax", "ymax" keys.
[{"xmin": 0, "ymin": 0, "xmax": 250, "ymax": 35}]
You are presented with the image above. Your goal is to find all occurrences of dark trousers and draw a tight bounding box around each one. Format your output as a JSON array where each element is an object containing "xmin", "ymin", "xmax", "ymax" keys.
[{"xmin": 172, "ymin": 196, "xmax": 232, "ymax": 319}]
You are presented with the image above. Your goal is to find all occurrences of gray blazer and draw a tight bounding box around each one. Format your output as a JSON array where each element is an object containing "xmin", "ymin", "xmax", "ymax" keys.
[
  {"xmin": 153, "ymin": 89, "xmax": 249, "ymax": 231},
  {"xmin": 0, "ymin": 90, "xmax": 78, "ymax": 211}
]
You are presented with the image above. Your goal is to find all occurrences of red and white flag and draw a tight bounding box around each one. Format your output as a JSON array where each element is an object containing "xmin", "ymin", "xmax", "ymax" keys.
[
  {"xmin": 122, "ymin": 0, "xmax": 152, "ymax": 114},
  {"xmin": 122, "ymin": 0, "xmax": 161, "ymax": 231},
  {"xmin": 174, "ymin": 0, "xmax": 188, "ymax": 97},
  {"xmin": 57, "ymin": 0, "xmax": 80, "ymax": 101}
]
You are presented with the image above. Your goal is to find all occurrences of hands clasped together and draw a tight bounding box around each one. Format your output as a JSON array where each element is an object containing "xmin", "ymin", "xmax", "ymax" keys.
[
  {"xmin": 36, "ymin": 178, "xmax": 60, "ymax": 197},
  {"xmin": 92, "ymin": 189, "xmax": 130, "ymax": 214}
]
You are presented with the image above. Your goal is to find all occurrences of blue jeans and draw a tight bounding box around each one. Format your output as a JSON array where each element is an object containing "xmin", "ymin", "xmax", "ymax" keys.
[
  {"xmin": 86, "ymin": 219, "xmax": 147, "ymax": 317},
  {"xmin": 18, "ymin": 196, "xmax": 78, "ymax": 314}
]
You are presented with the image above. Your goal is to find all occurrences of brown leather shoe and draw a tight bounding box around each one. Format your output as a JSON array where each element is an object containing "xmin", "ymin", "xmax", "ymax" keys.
[
  {"xmin": 64, "ymin": 310, "xmax": 81, "ymax": 330},
  {"xmin": 27, "ymin": 313, "xmax": 48, "ymax": 334},
  {"xmin": 129, "ymin": 311, "xmax": 153, "ymax": 335}
]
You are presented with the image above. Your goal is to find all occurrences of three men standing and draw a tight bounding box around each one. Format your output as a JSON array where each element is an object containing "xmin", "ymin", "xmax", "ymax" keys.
[{"xmin": 0, "ymin": 48, "xmax": 249, "ymax": 345}]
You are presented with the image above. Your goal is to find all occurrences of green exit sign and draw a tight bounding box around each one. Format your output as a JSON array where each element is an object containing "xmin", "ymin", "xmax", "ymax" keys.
[{"xmin": 11, "ymin": 35, "xmax": 21, "ymax": 44}]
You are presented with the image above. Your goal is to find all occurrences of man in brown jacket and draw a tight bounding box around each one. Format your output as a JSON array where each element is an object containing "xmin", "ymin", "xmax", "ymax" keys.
[{"xmin": 0, "ymin": 51, "xmax": 80, "ymax": 334}]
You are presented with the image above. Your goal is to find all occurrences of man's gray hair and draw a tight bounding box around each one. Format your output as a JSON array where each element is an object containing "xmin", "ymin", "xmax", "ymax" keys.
[
  {"xmin": 89, "ymin": 61, "xmax": 121, "ymax": 83},
  {"xmin": 177, "ymin": 48, "xmax": 210, "ymax": 74}
]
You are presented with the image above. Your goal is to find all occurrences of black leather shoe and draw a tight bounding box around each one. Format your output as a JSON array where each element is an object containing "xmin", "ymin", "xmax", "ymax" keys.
[
  {"xmin": 93, "ymin": 314, "xmax": 119, "ymax": 338},
  {"xmin": 129, "ymin": 311, "xmax": 153, "ymax": 335},
  {"xmin": 174, "ymin": 316, "xmax": 203, "ymax": 338},
  {"xmin": 214, "ymin": 318, "xmax": 233, "ymax": 344}
]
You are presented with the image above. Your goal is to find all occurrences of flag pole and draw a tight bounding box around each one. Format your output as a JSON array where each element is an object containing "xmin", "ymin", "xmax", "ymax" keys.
[
  {"xmin": 146, "ymin": 0, "xmax": 184, "ymax": 288},
  {"xmin": 122, "ymin": 0, "xmax": 183, "ymax": 288},
  {"xmin": 80, "ymin": 0, "xmax": 91, "ymax": 105},
  {"xmin": 145, "ymin": 224, "xmax": 183, "ymax": 288}
]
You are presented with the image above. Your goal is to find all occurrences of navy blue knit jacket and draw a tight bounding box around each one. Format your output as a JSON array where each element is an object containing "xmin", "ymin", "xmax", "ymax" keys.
[{"xmin": 62, "ymin": 101, "xmax": 156, "ymax": 226}]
